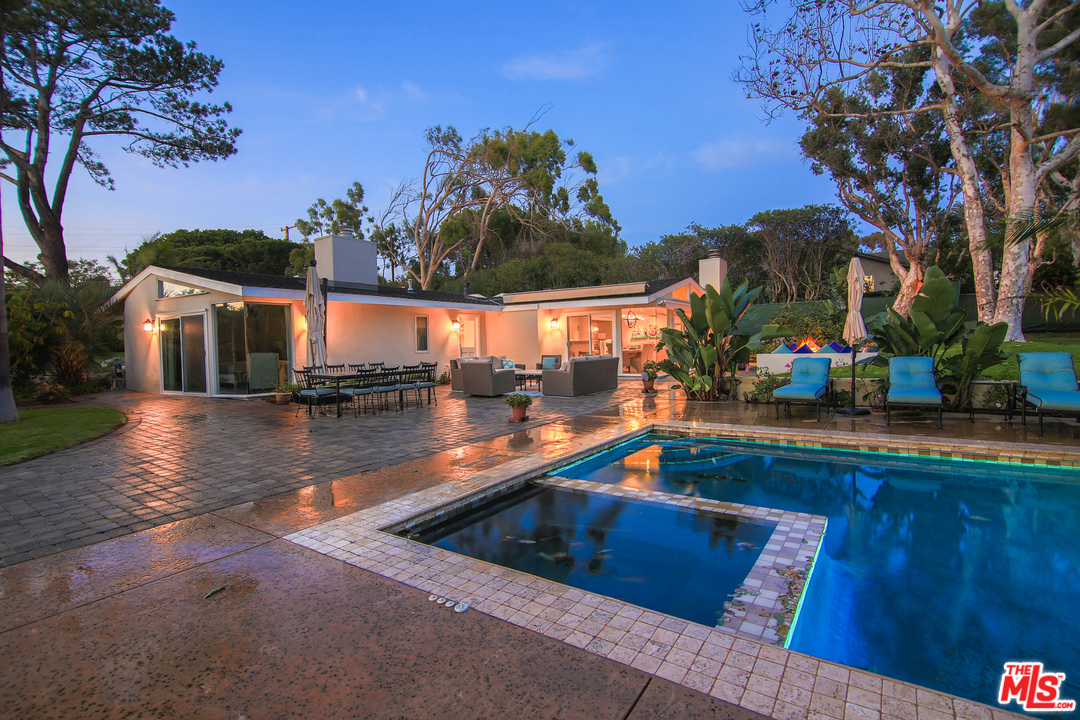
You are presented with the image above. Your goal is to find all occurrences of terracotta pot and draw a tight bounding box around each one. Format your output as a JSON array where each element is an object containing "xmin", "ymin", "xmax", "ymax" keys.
[
  {"xmin": 642, "ymin": 379, "xmax": 655, "ymax": 392},
  {"xmin": 512, "ymin": 405, "xmax": 528, "ymax": 419},
  {"xmin": 274, "ymin": 392, "xmax": 292, "ymax": 404}
]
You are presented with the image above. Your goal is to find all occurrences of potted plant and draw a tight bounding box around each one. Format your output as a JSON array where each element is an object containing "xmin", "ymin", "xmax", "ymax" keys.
[
  {"xmin": 505, "ymin": 392, "xmax": 532, "ymax": 421},
  {"xmin": 273, "ymin": 381, "xmax": 299, "ymax": 404},
  {"xmin": 641, "ymin": 361, "xmax": 660, "ymax": 393}
]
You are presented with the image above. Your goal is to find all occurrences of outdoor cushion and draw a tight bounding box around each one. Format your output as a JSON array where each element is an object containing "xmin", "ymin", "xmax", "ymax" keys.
[
  {"xmin": 890, "ymin": 357, "xmax": 937, "ymax": 387},
  {"xmin": 1019, "ymin": 353, "xmax": 1078, "ymax": 391},
  {"xmin": 887, "ymin": 385, "xmax": 942, "ymax": 406},
  {"xmin": 789, "ymin": 357, "xmax": 831, "ymax": 386},
  {"xmin": 1025, "ymin": 389, "xmax": 1080, "ymax": 412},
  {"xmin": 300, "ymin": 387, "xmax": 337, "ymax": 396},
  {"xmin": 502, "ymin": 358, "xmax": 516, "ymax": 369},
  {"xmin": 541, "ymin": 356, "xmax": 558, "ymax": 369},
  {"xmin": 773, "ymin": 383, "xmax": 826, "ymax": 401}
]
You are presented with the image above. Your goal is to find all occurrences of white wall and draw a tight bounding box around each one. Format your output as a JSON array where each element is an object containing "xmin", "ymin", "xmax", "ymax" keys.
[
  {"xmin": 323, "ymin": 302, "xmax": 469, "ymax": 375},
  {"xmin": 484, "ymin": 310, "xmax": 540, "ymax": 367}
]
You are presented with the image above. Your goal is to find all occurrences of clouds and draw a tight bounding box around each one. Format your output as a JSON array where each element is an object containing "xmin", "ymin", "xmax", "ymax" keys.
[
  {"xmin": 692, "ymin": 137, "xmax": 795, "ymax": 171},
  {"xmin": 502, "ymin": 42, "xmax": 611, "ymax": 81}
]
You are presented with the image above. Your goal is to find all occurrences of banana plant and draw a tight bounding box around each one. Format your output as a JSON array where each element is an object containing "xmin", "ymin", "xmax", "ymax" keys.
[
  {"xmin": 867, "ymin": 266, "xmax": 1010, "ymax": 411},
  {"xmin": 658, "ymin": 277, "xmax": 791, "ymax": 400}
]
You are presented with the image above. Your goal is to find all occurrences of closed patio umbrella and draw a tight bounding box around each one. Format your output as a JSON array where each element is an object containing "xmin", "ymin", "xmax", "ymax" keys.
[
  {"xmin": 305, "ymin": 263, "xmax": 328, "ymax": 369},
  {"xmin": 838, "ymin": 257, "xmax": 870, "ymax": 415}
]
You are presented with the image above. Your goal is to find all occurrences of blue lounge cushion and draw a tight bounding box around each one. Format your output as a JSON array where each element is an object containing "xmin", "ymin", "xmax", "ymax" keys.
[
  {"xmin": 1026, "ymin": 389, "xmax": 1080, "ymax": 412},
  {"xmin": 890, "ymin": 357, "xmax": 937, "ymax": 387},
  {"xmin": 887, "ymin": 385, "xmax": 942, "ymax": 406},
  {"xmin": 1019, "ymin": 353, "xmax": 1078, "ymax": 392},
  {"xmin": 774, "ymin": 383, "xmax": 827, "ymax": 402}
]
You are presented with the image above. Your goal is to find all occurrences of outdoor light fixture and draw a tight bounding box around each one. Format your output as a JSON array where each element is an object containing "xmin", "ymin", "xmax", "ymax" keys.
[
  {"xmin": 452, "ymin": 319, "xmax": 461, "ymax": 331},
  {"xmin": 550, "ymin": 318, "xmax": 558, "ymax": 329},
  {"xmin": 143, "ymin": 318, "xmax": 154, "ymax": 332}
]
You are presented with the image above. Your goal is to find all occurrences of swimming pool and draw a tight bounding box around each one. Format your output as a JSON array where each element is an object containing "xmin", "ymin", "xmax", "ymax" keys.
[
  {"xmin": 550, "ymin": 434, "xmax": 1080, "ymax": 712},
  {"xmin": 408, "ymin": 483, "xmax": 777, "ymax": 629}
]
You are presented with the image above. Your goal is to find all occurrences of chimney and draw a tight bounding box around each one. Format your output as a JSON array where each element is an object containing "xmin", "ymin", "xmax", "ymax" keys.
[
  {"xmin": 463, "ymin": 282, "xmax": 471, "ymax": 297},
  {"xmin": 698, "ymin": 249, "xmax": 728, "ymax": 292},
  {"xmin": 313, "ymin": 233, "xmax": 378, "ymax": 290}
]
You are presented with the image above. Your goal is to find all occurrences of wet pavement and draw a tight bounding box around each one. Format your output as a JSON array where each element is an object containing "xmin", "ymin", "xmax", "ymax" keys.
[{"xmin": 1, "ymin": 384, "xmax": 1078, "ymax": 718}]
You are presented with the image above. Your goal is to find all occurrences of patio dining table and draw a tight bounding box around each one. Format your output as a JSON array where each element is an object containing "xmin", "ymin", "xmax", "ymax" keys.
[{"xmin": 307, "ymin": 370, "xmax": 364, "ymax": 417}]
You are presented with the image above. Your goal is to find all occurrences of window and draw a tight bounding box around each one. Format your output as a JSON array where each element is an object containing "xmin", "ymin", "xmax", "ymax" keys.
[
  {"xmin": 415, "ymin": 315, "xmax": 429, "ymax": 352},
  {"xmin": 212, "ymin": 302, "xmax": 291, "ymax": 395},
  {"xmin": 159, "ymin": 280, "xmax": 208, "ymax": 299}
]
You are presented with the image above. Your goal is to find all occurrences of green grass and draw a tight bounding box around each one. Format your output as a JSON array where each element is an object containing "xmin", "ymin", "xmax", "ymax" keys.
[{"xmin": 0, "ymin": 406, "xmax": 126, "ymax": 467}]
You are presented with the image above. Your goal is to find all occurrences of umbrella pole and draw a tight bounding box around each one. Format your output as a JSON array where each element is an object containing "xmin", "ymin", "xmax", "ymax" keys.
[{"xmin": 836, "ymin": 344, "xmax": 870, "ymax": 416}]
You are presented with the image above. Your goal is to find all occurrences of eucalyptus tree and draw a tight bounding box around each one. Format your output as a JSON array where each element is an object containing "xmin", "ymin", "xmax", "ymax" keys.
[
  {"xmin": 738, "ymin": 0, "xmax": 1080, "ymax": 339},
  {"xmin": 377, "ymin": 124, "xmax": 615, "ymax": 290},
  {"xmin": 0, "ymin": 0, "xmax": 240, "ymax": 284},
  {"xmin": 800, "ymin": 58, "xmax": 961, "ymax": 316}
]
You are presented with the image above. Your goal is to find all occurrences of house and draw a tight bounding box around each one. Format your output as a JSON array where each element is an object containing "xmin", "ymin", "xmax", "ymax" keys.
[
  {"xmin": 855, "ymin": 250, "xmax": 908, "ymax": 293},
  {"xmin": 109, "ymin": 233, "xmax": 716, "ymax": 396}
]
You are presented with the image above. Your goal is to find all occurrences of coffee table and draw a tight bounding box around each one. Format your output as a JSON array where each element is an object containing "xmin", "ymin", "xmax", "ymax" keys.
[{"xmin": 514, "ymin": 370, "xmax": 542, "ymax": 391}]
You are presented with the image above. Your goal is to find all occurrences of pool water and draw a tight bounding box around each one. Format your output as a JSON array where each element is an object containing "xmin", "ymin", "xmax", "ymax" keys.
[
  {"xmin": 410, "ymin": 484, "xmax": 776, "ymax": 629},
  {"xmin": 551, "ymin": 434, "xmax": 1080, "ymax": 712}
]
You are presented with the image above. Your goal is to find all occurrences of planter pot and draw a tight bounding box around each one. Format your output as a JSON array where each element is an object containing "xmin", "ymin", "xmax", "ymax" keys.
[
  {"xmin": 511, "ymin": 405, "xmax": 528, "ymax": 420},
  {"xmin": 642, "ymin": 379, "xmax": 655, "ymax": 393},
  {"xmin": 274, "ymin": 392, "xmax": 292, "ymax": 404}
]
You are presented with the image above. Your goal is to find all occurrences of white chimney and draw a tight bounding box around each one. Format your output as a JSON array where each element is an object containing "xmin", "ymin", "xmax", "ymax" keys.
[
  {"xmin": 698, "ymin": 250, "xmax": 728, "ymax": 292},
  {"xmin": 313, "ymin": 233, "xmax": 378, "ymax": 290}
]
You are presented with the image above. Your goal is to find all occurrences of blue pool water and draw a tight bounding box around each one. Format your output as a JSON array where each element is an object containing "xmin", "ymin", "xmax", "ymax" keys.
[
  {"xmin": 551, "ymin": 434, "xmax": 1080, "ymax": 712},
  {"xmin": 410, "ymin": 484, "xmax": 775, "ymax": 629}
]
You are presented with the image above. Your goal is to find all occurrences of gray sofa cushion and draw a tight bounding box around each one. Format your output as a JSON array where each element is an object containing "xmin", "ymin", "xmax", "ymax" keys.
[{"xmin": 542, "ymin": 355, "xmax": 619, "ymax": 397}]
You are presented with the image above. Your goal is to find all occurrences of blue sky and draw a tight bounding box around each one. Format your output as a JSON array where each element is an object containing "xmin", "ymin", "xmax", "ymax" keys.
[{"xmin": 2, "ymin": 0, "xmax": 843, "ymax": 270}]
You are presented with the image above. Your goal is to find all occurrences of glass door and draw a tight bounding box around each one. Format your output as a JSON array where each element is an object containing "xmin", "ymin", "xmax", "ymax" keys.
[
  {"xmin": 567, "ymin": 314, "xmax": 615, "ymax": 358},
  {"xmin": 458, "ymin": 314, "xmax": 480, "ymax": 357},
  {"xmin": 160, "ymin": 314, "xmax": 207, "ymax": 394}
]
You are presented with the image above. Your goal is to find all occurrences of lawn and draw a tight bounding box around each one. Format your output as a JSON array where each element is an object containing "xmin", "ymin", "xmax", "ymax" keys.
[{"xmin": 0, "ymin": 406, "xmax": 126, "ymax": 467}]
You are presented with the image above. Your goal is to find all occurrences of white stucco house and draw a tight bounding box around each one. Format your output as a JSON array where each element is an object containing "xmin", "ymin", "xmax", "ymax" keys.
[{"xmin": 109, "ymin": 233, "xmax": 720, "ymax": 397}]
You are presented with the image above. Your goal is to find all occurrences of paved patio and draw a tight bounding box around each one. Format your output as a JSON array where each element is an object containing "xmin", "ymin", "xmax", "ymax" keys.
[{"xmin": 1, "ymin": 384, "xmax": 1078, "ymax": 719}]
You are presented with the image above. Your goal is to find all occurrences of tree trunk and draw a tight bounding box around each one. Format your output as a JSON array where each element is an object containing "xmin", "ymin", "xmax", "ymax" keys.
[
  {"xmin": 0, "ymin": 12, "xmax": 20, "ymax": 422},
  {"xmin": 36, "ymin": 218, "xmax": 70, "ymax": 285},
  {"xmin": 933, "ymin": 50, "xmax": 996, "ymax": 322},
  {"xmin": 891, "ymin": 258, "xmax": 925, "ymax": 318}
]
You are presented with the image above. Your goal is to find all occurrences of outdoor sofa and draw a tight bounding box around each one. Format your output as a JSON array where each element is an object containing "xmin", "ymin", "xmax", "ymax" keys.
[
  {"xmin": 460, "ymin": 358, "xmax": 516, "ymax": 396},
  {"xmin": 450, "ymin": 356, "xmax": 506, "ymax": 391},
  {"xmin": 542, "ymin": 355, "xmax": 619, "ymax": 397}
]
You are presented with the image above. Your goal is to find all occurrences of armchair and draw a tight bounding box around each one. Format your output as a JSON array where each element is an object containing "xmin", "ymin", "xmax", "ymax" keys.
[
  {"xmin": 461, "ymin": 360, "xmax": 516, "ymax": 396},
  {"xmin": 536, "ymin": 355, "xmax": 562, "ymax": 370}
]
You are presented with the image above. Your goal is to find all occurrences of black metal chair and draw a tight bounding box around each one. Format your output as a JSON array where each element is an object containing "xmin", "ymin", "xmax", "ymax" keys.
[
  {"xmin": 325, "ymin": 363, "xmax": 346, "ymax": 372},
  {"xmin": 340, "ymin": 368, "xmax": 378, "ymax": 416},
  {"xmin": 372, "ymin": 367, "xmax": 401, "ymax": 412},
  {"xmin": 419, "ymin": 361, "xmax": 439, "ymax": 405},
  {"xmin": 294, "ymin": 369, "xmax": 340, "ymax": 417}
]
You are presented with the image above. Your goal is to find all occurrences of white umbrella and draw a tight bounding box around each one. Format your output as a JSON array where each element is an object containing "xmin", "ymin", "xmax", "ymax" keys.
[
  {"xmin": 305, "ymin": 264, "xmax": 328, "ymax": 368},
  {"xmin": 838, "ymin": 257, "xmax": 871, "ymax": 415},
  {"xmin": 843, "ymin": 257, "xmax": 867, "ymax": 345}
]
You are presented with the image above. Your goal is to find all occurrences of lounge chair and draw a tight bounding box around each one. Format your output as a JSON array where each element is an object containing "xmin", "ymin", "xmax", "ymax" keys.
[
  {"xmin": 884, "ymin": 357, "xmax": 943, "ymax": 430},
  {"xmin": 1018, "ymin": 352, "xmax": 1080, "ymax": 437},
  {"xmin": 773, "ymin": 357, "xmax": 832, "ymax": 422}
]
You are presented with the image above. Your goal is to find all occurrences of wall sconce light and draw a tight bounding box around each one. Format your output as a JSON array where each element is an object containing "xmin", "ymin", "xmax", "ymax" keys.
[
  {"xmin": 452, "ymin": 319, "xmax": 461, "ymax": 331},
  {"xmin": 142, "ymin": 318, "xmax": 154, "ymax": 332},
  {"xmin": 549, "ymin": 318, "xmax": 559, "ymax": 329},
  {"xmin": 625, "ymin": 309, "xmax": 639, "ymax": 328}
]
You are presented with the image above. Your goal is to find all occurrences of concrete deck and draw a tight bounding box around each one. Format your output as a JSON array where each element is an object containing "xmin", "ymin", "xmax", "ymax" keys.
[{"xmin": 1, "ymin": 383, "xmax": 1077, "ymax": 719}]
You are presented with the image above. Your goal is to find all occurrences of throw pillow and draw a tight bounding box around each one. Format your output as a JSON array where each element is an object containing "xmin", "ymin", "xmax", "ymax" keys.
[
  {"xmin": 502, "ymin": 358, "xmax": 516, "ymax": 369},
  {"xmin": 541, "ymin": 357, "xmax": 557, "ymax": 369}
]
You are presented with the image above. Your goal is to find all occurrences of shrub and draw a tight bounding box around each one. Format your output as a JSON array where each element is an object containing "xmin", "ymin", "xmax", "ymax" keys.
[
  {"xmin": 771, "ymin": 301, "xmax": 846, "ymax": 344},
  {"xmin": 746, "ymin": 368, "xmax": 787, "ymax": 403},
  {"xmin": 505, "ymin": 392, "xmax": 533, "ymax": 408},
  {"xmin": 33, "ymin": 381, "xmax": 71, "ymax": 404}
]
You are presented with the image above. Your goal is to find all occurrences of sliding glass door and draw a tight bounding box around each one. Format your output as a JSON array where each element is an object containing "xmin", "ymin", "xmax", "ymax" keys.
[{"xmin": 160, "ymin": 314, "xmax": 207, "ymax": 394}]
